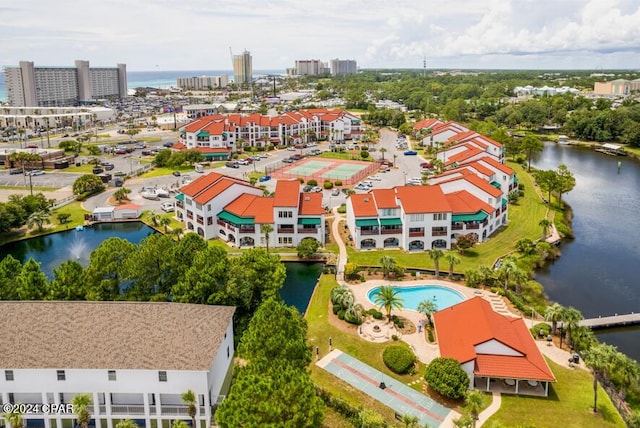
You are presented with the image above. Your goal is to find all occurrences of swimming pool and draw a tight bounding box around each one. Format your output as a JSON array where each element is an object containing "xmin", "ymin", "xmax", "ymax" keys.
[{"xmin": 367, "ymin": 285, "xmax": 465, "ymax": 311}]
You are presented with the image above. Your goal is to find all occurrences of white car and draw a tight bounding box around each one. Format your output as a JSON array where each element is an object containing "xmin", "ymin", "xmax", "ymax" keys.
[
  {"xmin": 311, "ymin": 186, "xmax": 323, "ymax": 193},
  {"xmin": 237, "ymin": 159, "xmax": 249, "ymax": 165},
  {"xmin": 361, "ymin": 180, "xmax": 373, "ymax": 188},
  {"xmin": 368, "ymin": 175, "xmax": 382, "ymax": 181},
  {"xmin": 354, "ymin": 184, "xmax": 369, "ymax": 191},
  {"xmin": 160, "ymin": 202, "xmax": 175, "ymax": 212},
  {"xmin": 28, "ymin": 170, "xmax": 45, "ymax": 176}
]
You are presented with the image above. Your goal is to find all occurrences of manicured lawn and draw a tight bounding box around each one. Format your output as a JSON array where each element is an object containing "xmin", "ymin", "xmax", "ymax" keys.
[
  {"xmin": 318, "ymin": 151, "xmax": 373, "ymax": 162},
  {"xmin": 0, "ymin": 185, "xmax": 59, "ymax": 191},
  {"xmin": 307, "ymin": 275, "xmax": 428, "ymax": 426},
  {"xmin": 139, "ymin": 165, "xmax": 195, "ymax": 178},
  {"xmin": 485, "ymin": 359, "xmax": 625, "ymax": 428},
  {"xmin": 63, "ymin": 164, "xmax": 97, "ymax": 173},
  {"xmin": 0, "ymin": 201, "xmax": 88, "ymax": 246},
  {"xmin": 347, "ymin": 163, "xmax": 551, "ymax": 272}
]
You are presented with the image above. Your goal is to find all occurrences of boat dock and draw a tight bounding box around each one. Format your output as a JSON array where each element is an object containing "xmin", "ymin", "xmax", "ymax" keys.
[
  {"xmin": 595, "ymin": 143, "xmax": 628, "ymax": 156},
  {"xmin": 580, "ymin": 313, "xmax": 640, "ymax": 329}
]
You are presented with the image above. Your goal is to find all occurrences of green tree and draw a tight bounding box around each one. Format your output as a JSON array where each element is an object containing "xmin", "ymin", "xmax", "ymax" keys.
[
  {"xmin": 539, "ymin": 218, "xmax": 552, "ymax": 240},
  {"xmin": 497, "ymin": 257, "xmax": 517, "ymax": 291},
  {"xmin": 417, "ymin": 299, "xmax": 437, "ymax": 325},
  {"xmin": 544, "ymin": 302, "xmax": 565, "ymax": 336},
  {"xmin": 556, "ymin": 164, "xmax": 576, "ymax": 203},
  {"xmin": 124, "ymin": 234, "xmax": 177, "ymax": 300},
  {"xmin": 113, "ymin": 187, "xmax": 132, "ymax": 202},
  {"xmin": 16, "ymin": 258, "xmax": 48, "ymax": 300},
  {"xmin": 379, "ymin": 255, "xmax": 397, "ymax": 278},
  {"xmin": 71, "ymin": 394, "xmax": 92, "ymax": 428},
  {"xmin": 561, "ymin": 306, "xmax": 584, "ymax": 348},
  {"xmin": 125, "ymin": 128, "xmax": 140, "ymax": 141},
  {"xmin": 515, "ymin": 238, "xmax": 536, "ymax": 256},
  {"xmin": 26, "ymin": 210, "xmax": 50, "ymax": 232},
  {"xmin": 465, "ymin": 390, "xmax": 486, "ymax": 428},
  {"xmin": 424, "ymin": 357, "xmax": 470, "ymax": 399},
  {"xmin": 57, "ymin": 212, "xmax": 71, "ymax": 225},
  {"xmin": 4, "ymin": 409, "xmax": 24, "ymax": 428},
  {"xmin": 172, "ymin": 246, "xmax": 229, "ymax": 304},
  {"xmin": 464, "ymin": 268, "xmax": 483, "ymax": 288},
  {"xmin": 153, "ymin": 149, "xmax": 172, "ymax": 167},
  {"xmin": 49, "ymin": 260, "xmax": 86, "ymax": 300},
  {"xmin": 159, "ymin": 216, "xmax": 171, "ymax": 233},
  {"xmin": 297, "ymin": 238, "xmax": 320, "ymax": 259},
  {"xmin": 115, "ymin": 420, "xmax": 138, "ymax": 428},
  {"xmin": 520, "ymin": 134, "xmax": 543, "ymax": 171},
  {"xmin": 171, "ymin": 422, "xmax": 188, "ymax": 428},
  {"xmin": 584, "ymin": 343, "xmax": 621, "ymax": 413},
  {"xmin": 72, "ymin": 174, "xmax": 105, "ymax": 195},
  {"xmin": 0, "ymin": 255, "xmax": 22, "ymax": 299},
  {"xmin": 428, "ymin": 248, "xmax": 444, "ymax": 277},
  {"xmin": 455, "ymin": 233, "xmax": 478, "ymax": 254},
  {"xmin": 444, "ymin": 252, "xmax": 461, "ymax": 277},
  {"xmin": 534, "ymin": 169, "xmax": 560, "ymax": 203},
  {"xmin": 181, "ymin": 389, "xmax": 197, "ymax": 428},
  {"xmin": 260, "ymin": 223, "xmax": 273, "ymax": 252},
  {"xmin": 85, "ymin": 237, "xmax": 136, "ymax": 300},
  {"xmin": 372, "ymin": 285, "xmax": 404, "ymax": 322}
]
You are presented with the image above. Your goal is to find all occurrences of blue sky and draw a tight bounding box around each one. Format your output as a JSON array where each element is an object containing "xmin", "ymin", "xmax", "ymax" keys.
[{"xmin": 1, "ymin": 0, "xmax": 639, "ymax": 71}]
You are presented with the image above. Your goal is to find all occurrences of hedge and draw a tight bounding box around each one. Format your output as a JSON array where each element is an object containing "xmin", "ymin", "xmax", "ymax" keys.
[
  {"xmin": 307, "ymin": 179, "xmax": 318, "ymax": 186},
  {"xmin": 382, "ymin": 345, "xmax": 416, "ymax": 374},
  {"xmin": 323, "ymin": 181, "xmax": 333, "ymax": 189}
]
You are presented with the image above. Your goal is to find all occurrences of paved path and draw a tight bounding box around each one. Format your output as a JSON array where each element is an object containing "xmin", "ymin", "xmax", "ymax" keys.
[
  {"xmin": 545, "ymin": 223, "xmax": 561, "ymax": 245},
  {"xmin": 331, "ymin": 208, "xmax": 347, "ymax": 282},
  {"xmin": 477, "ymin": 392, "xmax": 502, "ymax": 427}
]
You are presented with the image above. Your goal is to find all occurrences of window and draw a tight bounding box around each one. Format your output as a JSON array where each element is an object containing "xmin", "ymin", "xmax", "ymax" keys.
[
  {"xmin": 381, "ymin": 208, "xmax": 397, "ymax": 216},
  {"xmin": 5, "ymin": 370, "xmax": 14, "ymax": 381},
  {"xmin": 227, "ymin": 346, "xmax": 230, "ymax": 359},
  {"xmin": 186, "ymin": 199, "xmax": 192, "ymax": 206},
  {"xmin": 207, "ymin": 217, "xmax": 213, "ymax": 226},
  {"xmin": 158, "ymin": 371, "xmax": 167, "ymax": 382},
  {"xmin": 57, "ymin": 370, "xmax": 66, "ymax": 381},
  {"xmin": 433, "ymin": 213, "xmax": 447, "ymax": 221},
  {"xmin": 207, "ymin": 204, "xmax": 211, "ymax": 212},
  {"xmin": 278, "ymin": 237, "xmax": 293, "ymax": 245},
  {"xmin": 108, "ymin": 370, "xmax": 116, "ymax": 381},
  {"xmin": 278, "ymin": 211, "xmax": 293, "ymax": 218},
  {"xmin": 409, "ymin": 214, "xmax": 424, "ymax": 222},
  {"xmin": 196, "ymin": 202, "xmax": 202, "ymax": 210}
]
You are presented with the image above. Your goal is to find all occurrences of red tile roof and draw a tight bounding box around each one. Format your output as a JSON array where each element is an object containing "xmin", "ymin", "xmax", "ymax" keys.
[
  {"xmin": 224, "ymin": 194, "xmax": 274, "ymax": 223},
  {"xmin": 445, "ymin": 190, "xmax": 495, "ymax": 214},
  {"xmin": 274, "ymin": 180, "xmax": 300, "ymax": 207},
  {"xmin": 202, "ymin": 121, "xmax": 226, "ymax": 134},
  {"xmin": 349, "ymin": 193, "xmax": 378, "ymax": 217},
  {"xmin": 475, "ymin": 156, "xmax": 514, "ymax": 175},
  {"xmin": 173, "ymin": 142, "xmax": 186, "ymax": 149},
  {"xmin": 461, "ymin": 172, "xmax": 504, "ymax": 198},
  {"xmin": 395, "ymin": 186, "xmax": 451, "ymax": 214},
  {"xmin": 371, "ymin": 189, "xmax": 398, "ymax": 209},
  {"xmin": 299, "ymin": 193, "xmax": 324, "ymax": 215},
  {"xmin": 445, "ymin": 147, "xmax": 485, "ymax": 166},
  {"xmin": 180, "ymin": 172, "xmax": 253, "ymax": 205},
  {"xmin": 434, "ymin": 297, "xmax": 555, "ymax": 382},
  {"xmin": 193, "ymin": 180, "xmax": 235, "ymax": 204},
  {"xmin": 414, "ymin": 118, "xmax": 441, "ymax": 131},
  {"xmin": 448, "ymin": 130, "xmax": 478, "ymax": 143},
  {"xmin": 114, "ymin": 203, "xmax": 141, "ymax": 211}
]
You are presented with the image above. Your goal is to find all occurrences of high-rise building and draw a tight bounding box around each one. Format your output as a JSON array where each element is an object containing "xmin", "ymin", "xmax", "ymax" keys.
[
  {"xmin": 177, "ymin": 75, "xmax": 229, "ymax": 90},
  {"xmin": 330, "ymin": 59, "xmax": 357, "ymax": 76},
  {"xmin": 4, "ymin": 60, "xmax": 127, "ymax": 107},
  {"xmin": 232, "ymin": 50, "xmax": 252, "ymax": 85},
  {"xmin": 293, "ymin": 60, "xmax": 328, "ymax": 76}
]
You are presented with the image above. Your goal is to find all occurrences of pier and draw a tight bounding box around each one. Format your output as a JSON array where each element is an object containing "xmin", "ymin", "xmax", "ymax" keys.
[{"xmin": 579, "ymin": 313, "xmax": 640, "ymax": 330}]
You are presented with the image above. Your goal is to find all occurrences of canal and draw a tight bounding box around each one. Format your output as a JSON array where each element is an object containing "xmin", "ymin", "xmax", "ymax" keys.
[{"xmin": 532, "ymin": 143, "xmax": 640, "ymax": 361}]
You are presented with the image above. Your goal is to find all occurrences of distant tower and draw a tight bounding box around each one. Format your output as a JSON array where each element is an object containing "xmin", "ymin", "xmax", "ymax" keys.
[
  {"xmin": 232, "ymin": 50, "xmax": 253, "ymax": 86},
  {"xmin": 423, "ymin": 56, "xmax": 427, "ymax": 78}
]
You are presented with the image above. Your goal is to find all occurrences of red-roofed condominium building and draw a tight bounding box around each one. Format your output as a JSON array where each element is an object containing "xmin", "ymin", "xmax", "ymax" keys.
[
  {"xmin": 434, "ymin": 297, "xmax": 556, "ymax": 396},
  {"xmin": 176, "ymin": 174, "xmax": 324, "ymax": 248}
]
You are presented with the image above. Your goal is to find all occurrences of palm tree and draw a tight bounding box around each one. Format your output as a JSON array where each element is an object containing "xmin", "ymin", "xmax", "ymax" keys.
[
  {"xmin": 171, "ymin": 227, "xmax": 184, "ymax": 242},
  {"xmin": 379, "ymin": 255, "xmax": 397, "ymax": 278},
  {"xmin": 478, "ymin": 265, "xmax": 494, "ymax": 288},
  {"xmin": 71, "ymin": 394, "xmax": 92, "ymax": 428},
  {"xmin": 181, "ymin": 389, "xmax": 197, "ymax": 428},
  {"xmin": 4, "ymin": 409, "xmax": 24, "ymax": 428},
  {"xmin": 400, "ymin": 414, "xmax": 419, "ymax": 428},
  {"xmin": 159, "ymin": 216, "xmax": 171, "ymax": 233},
  {"xmin": 171, "ymin": 421, "xmax": 188, "ymax": 428},
  {"xmin": 417, "ymin": 299, "xmax": 437, "ymax": 325},
  {"xmin": 372, "ymin": 285, "xmax": 404, "ymax": 322},
  {"xmin": 113, "ymin": 187, "xmax": 132, "ymax": 202},
  {"xmin": 143, "ymin": 210, "xmax": 161, "ymax": 227},
  {"xmin": 544, "ymin": 302, "xmax": 564, "ymax": 336},
  {"xmin": 465, "ymin": 390, "xmax": 485, "ymax": 428},
  {"xmin": 444, "ymin": 253, "xmax": 461, "ymax": 277},
  {"xmin": 584, "ymin": 343, "xmax": 620, "ymax": 413},
  {"xmin": 115, "ymin": 420, "xmax": 139, "ymax": 428},
  {"xmin": 511, "ymin": 267, "xmax": 529, "ymax": 295},
  {"xmin": 27, "ymin": 210, "xmax": 50, "ymax": 232},
  {"xmin": 380, "ymin": 147, "xmax": 387, "ymax": 160},
  {"xmin": 539, "ymin": 218, "xmax": 552, "ymax": 240},
  {"xmin": 260, "ymin": 223, "xmax": 273, "ymax": 252},
  {"xmin": 428, "ymin": 249, "xmax": 444, "ymax": 277},
  {"xmin": 562, "ymin": 306, "xmax": 584, "ymax": 348},
  {"xmin": 331, "ymin": 286, "xmax": 354, "ymax": 309},
  {"xmin": 497, "ymin": 257, "xmax": 517, "ymax": 290}
]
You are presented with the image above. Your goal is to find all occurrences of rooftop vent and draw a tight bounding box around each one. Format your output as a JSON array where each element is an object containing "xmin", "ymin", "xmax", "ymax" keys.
[
  {"xmin": 364, "ymin": 198, "xmax": 369, "ymax": 202},
  {"xmin": 304, "ymin": 196, "xmax": 310, "ymax": 201}
]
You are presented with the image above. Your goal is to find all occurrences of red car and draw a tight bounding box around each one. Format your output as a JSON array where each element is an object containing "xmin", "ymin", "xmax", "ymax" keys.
[
  {"xmin": 114, "ymin": 148, "xmax": 127, "ymax": 154},
  {"xmin": 420, "ymin": 162, "xmax": 433, "ymax": 169},
  {"xmin": 26, "ymin": 144, "xmax": 38, "ymax": 149}
]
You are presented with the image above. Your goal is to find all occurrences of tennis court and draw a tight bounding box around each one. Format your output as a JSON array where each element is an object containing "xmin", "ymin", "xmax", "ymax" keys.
[
  {"xmin": 318, "ymin": 350, "xmax": 451, "ymax": 427},
  {"xmin": 268, "ymin": 158, "xmax": 378, "ymax": 185}
]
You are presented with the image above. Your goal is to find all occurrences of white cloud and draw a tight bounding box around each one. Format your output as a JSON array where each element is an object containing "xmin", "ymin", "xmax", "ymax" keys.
[{"xmin": 1, "ymin": 0, "xmax": 639, "ymax": 70}]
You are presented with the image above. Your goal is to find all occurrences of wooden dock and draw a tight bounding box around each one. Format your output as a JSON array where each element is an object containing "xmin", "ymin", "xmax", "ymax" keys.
[{"xmin": 579, "ymin": 313, "xmax": 640, "ymax": 329}]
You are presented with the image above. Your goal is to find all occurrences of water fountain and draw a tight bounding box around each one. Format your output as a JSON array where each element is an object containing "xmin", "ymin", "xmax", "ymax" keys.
[{"xmin": 69, "ymin": 235, "xmax": 88, "ymax": 261}]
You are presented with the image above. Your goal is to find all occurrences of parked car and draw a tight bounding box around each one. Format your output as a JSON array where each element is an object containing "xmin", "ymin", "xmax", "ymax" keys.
[
  {"xmin": 237, "ymin": 159, "xmax": 249, "ymax": 166},
  {"xmin": 141, "ymin": 150, "xmax": 154, "ymax": 156},
  {"xmin": 303, "ymin": 185, "xmax": 313, "ymax": 192},
  {"xmin": 258, "ymin": 153, "xmax": 268, "ymax": 158},
  {"xmin": 379, "ymin": 165, "xmax": 391, "ymax": 173},
  {"xmin": 368, "ymin": 175, "xmax": 382, "ymax": 181},
  {"xmin": 103, "ymin": 163, "xmax": 115, "ymax": 171},
  {"xmin": 28, "ymin": 170, "xmax": 45, "ymax": 176},
  {"xmin": 92, "ymin": 167, "xmax": 104, "ymax": 175},
  {"xmin": 160, "ymin": 202, "xmax": 175, "ymax": 212},
  {"xmin": 225, "ymin": 161, "xmax": 239, "ymax": 168},
  {"xmin": 354, "ymin": 183, "xmax": 369, "ymax": 191},
  {"xmin": 258, "ymin": 175, "xmax": 271, "ymax": 182},
  {"xmin": 172, "ymin": 171, "xmax": 181, "ymax": 177},
  {"xmin": 162, "ymin": 141, "xmax": 174, "ymax": 148},
  {"xmin": 25, "ymin": 144, "xmax": 38, "ymax": 149},
  {"xmin": 282, "ymin": 158, "xmax": 294, "ymax": 163},
  {"xmin": 331, "ymin": 188, "xmax": 340, "ymax": 196},
  {"xmin": 114, "ymin": 148, "xmax": 127, "ymax": 154},
  {"xmin": 361, "ymin": 180, "xmax": 373, "ymax": 188},
  {"xmin": 134, "ymin": 143, "xmax": 146, "ymax": 149},
  {"xmin": 9, "ymin": 168, "xmax": 23, "ymax": 175},
  {"xmin": 420, "ymin": 162, "xmax": 433, "ymax": 169},
  {"xmin": 287, "ymin": 147, "xmax": 297, "ymax": 151},
  {"xmin": 311, "ymin": 186, "xmax": 322, "ymax": 193},
  {"xmin": 404, "ymin": 150, "xmax": 418, "ymax": 156}
]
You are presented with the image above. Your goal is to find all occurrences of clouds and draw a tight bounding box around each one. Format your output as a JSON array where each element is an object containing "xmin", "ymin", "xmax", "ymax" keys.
[{"xmin": 1, "ymin": 0, "xmax": 639, "ymax": 70}]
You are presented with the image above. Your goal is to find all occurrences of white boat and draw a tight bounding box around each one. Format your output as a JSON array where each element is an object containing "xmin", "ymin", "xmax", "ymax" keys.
[
  {"xmin": 155, "ymin": 188, "xmax": 170, "ymax": 198},
  {"xmin": 140, "ymin": 189, "xmax": 160, "ymax": 200}
]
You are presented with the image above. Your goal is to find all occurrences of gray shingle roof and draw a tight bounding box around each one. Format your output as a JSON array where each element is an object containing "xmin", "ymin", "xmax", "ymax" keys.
[{"xmin": 0, "ymin": 301, "xmax": 235, "ymax": 371}]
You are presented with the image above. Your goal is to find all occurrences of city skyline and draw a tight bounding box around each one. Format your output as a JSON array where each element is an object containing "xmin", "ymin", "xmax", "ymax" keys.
[{"xmin": 1, "ymin": 0, "xmax": 640, "ymax": 71}]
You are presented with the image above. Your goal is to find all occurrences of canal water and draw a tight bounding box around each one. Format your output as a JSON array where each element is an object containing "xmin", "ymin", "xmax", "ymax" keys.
[
  {"xmin": 0, "ymin": 223, "xmax": 323, "ymax": 314},
  {"xmin": 532, "ymin": 143, "xmax": 640, "ymax": 361}
]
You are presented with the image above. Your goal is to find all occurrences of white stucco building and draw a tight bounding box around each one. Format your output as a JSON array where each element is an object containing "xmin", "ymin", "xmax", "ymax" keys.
[{"xmin": 0, "ymin": 301, "xmax": 235, "ymax": 428}]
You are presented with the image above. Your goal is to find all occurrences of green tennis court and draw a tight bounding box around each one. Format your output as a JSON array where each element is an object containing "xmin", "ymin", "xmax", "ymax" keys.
[
  {"xmin": 286, "ymin": 160, "xmax": 331, "ymax": 176},
  {"xmin": 320, "ymin": 163, "xmax": 368, "ymax": 180}
]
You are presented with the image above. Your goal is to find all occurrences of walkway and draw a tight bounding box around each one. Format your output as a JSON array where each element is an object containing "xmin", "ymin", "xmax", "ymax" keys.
[
  {"xmin": 580, "ymin": 312, "xmax": 640, "ymax": 329},
  {"xmin": 545, "ymin": 223, "xmax": 561, "ymax": 245},
  {"xmin": 331, "ymin": 208, "xmax": 347, "ymax": 282},
  {"xmin": 318, "ymin": 349, "xmax": 451, "ymax": 427},
  {"xmin": 477, "ymin": 392, "xmax": 501, "ymax": 427}
]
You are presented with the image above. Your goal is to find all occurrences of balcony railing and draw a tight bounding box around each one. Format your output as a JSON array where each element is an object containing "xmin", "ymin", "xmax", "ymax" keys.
[
  {"xmin": 186, "ymin": 213, "xmax": 193, "ymax": 220},
  {"xmin": 239, "ymin": 227, "xmax": 255, "ymax": 233},
  {"xmin": 298, "ymin": 228, "xmax": 318, "ymax": 234},
  {"xmin": 431, "ymin": 230, "xmax": 447, "ymax": 236},
  {"xmin": 451, "ymin": 224, "xmax": 463, "ymax": 230},
  {"xmin": 408, "ymin": 231, "xmax": 424, "ymax": 237},
  {"xmin": 176, "ymin": 201, "xmax": 184, "ymax": 209},
  {"xmin": 381, "ymin": 228, "xmax": 402, "ymax": 235},
  {"xmin": 217, "ymin": 219, "xmax": 226, "ymax": 227},
  {"xmin": 278, "ymin": 227, "xmax": 295, "ymax": 234},
  {"xmin": 466, "ymin": 224, "xmax": 480, "ymax": 230},
  {"xmin": 111, "ymin": 405, "xmax": 146, "ymax": 415},
  {"xmin": 196, "ymin": 217, "xmax": 204, "ymax": 225},
  {"xmin": 359, "ymin": 229, "xmax": 379, "ymax": 235}
]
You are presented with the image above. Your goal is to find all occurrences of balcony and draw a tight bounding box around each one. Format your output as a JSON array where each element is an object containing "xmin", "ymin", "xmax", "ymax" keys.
[
  {"xmin": 176, "ymin": 201, "xmax": 184, "ymax": 209},
  {"xmin": 451, "ymin": 224, "xmax": 463, "ymax": 231},
  {"xmin": 111, "ymin": 405, "xmax": 146, "ymax": 415},
  {"xmin": 186, "ymin": 212, "xmax": 193, "ymax": 220},
  {"xmin": 381, "ymin": 228, "xmax": 402, "ymax": 235},
  {"xmin": 298, "ymin": 227, "xmax": 319, "ymax": 234},
  {"xmin": 408, "ymin": 230, "xmax": 424, "ymax": 237},
  {"xmin": 239, "ymin": 226, "xmax": 255, "ymax": 233},
  {"xmin": 431, "ymin": 230, "xmax": 447, "ymax": 237},
  {"xmin": 278, "ymin": 227, "xmax": 295, "ymax": 234},
  {"xmin": 360, "ymin": 229, "xmax": 379, "ymax": 236},
  {"xmin": 466, "ymin": 224, "xmax": 480, "ymax": 230},
  {"xmin": 196, "ymin": 216, "xmax": 204, "ymax": 225}
]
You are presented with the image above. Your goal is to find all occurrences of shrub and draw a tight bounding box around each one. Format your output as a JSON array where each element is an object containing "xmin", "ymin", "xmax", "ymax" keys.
[
  {"xmin": 391, "ymin": 334, "xmax": 399, "ymax": 341},
  {"xmin": 391, "ymin": 315, "xmax": 404, "ymax": 329},
  {"xmin": 531, "ymin": 322, "xmax": 551, "ymax": 338},
  {"xmin": 335, "ymin": 180, "xmax": 343, "ymax": 186},
  {"xmin": 424, "ymin": 357, "xmax": 469, "ymax": 399},
  {"xmin": 427, "ymin": 326, "xmax": 435, "ymax": 342},
  {"xmin": 307, "ymin": 179, "xmax": 318, "ymax": 186},
  {"xmin": 360, "ymin": 150, "xmax": 370, "ymax": 159},
  {"xmin": 383, "ymin": 345, "xmax": 416, "ymax": 374},
  {"xmin": 337, "ymin": 310, "xmax": 345, "ymax": 320},
  {"xmin": 368, "ymin": 308, "xmax": 383, "ymax": 319},
  {"xmin": 323, "ymin": 181, "xmax": 333, "ymax": 189},
  {"xmin": 299, "ymin": 178, "xmax": 305, "ymax": 184},
  {"xmin": 332, "ymin": 304, "xmax": 341, "ymax": 315},
  {"xmin": 337, "ymin": 203, "xmax": 347, "ymax": 214}
]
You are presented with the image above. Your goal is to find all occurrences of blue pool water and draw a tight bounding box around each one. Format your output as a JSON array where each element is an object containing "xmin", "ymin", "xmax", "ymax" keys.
[{"xmin": 367, "ymin": 285, "xmax": 465, "ymax": 311}]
